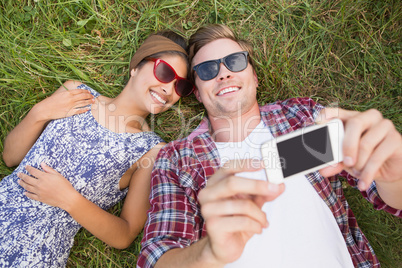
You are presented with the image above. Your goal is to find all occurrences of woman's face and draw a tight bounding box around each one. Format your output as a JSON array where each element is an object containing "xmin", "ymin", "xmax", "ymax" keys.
[{"xmin": 130, "ymin": 54, "xmax": 187, "ymax": 115}]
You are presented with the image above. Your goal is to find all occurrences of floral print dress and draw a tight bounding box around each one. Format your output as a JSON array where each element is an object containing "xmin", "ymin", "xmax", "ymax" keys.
[{"xmin": 0, "ymin": 84, "xmax": 163, "ymax": 267}]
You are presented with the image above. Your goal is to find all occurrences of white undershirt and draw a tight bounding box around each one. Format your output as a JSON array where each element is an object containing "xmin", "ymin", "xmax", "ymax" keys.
[{"xmin": 215, "ymin": 121, "xmax": 354, "ymax": 268}]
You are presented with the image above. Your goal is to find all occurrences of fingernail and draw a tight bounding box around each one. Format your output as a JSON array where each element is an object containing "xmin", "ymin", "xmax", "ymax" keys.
[
  {"xmin": 343, "ymin": 156, "xmax": 353, "ymax": 166},
  {"xmin": 352, "ymin": 168, "xmax": 361, "ymax": 178},
  {"xmin": 267, "ymin": 183, "xmax": 279, "ymax": 193},
  {"xmin": 358, "ymin": 180, "xmax": 366, "ymax": 191}
]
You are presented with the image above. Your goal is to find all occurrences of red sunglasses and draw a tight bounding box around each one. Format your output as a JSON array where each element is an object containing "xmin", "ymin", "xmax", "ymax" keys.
[{"xmin": 146, "ymin": 58, "xmax": 195, "ymax": 97}]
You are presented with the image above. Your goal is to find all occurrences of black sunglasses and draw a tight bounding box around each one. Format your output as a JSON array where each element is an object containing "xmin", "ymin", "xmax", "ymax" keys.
[
  {"xmin": 146, "ymin": 58, "xmax": 195, "ymax": 97},
  {"xmin": 193, "ymin": 51, "xmax": 249, "ymax": 81}
]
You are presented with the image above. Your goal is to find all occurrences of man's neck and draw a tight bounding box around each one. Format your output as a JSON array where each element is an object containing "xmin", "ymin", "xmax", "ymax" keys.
[{"xmin": 208, "ymin": 102, "xmax": 261, "ymax": 143}]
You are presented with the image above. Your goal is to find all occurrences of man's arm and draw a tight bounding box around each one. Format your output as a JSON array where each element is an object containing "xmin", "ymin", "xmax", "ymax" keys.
[
  {"xmin": 153, "ymin": 160, "xmax": 285, "ymax": 268},
  {"xmin": 138, "ymin": 145, "xmax": 201, "ymax": 268},
  {"xmin": 318, "ymin": 108, "xmax": 402, "ymax": 210}
]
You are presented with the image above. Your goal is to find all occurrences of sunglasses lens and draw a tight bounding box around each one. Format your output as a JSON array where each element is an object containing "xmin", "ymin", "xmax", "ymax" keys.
[
  {"xmin": 176, "ymin": 79, "xmax": 194, "ymax": 97},
  {"xmin": 155, "ymin": 61, "xmax": 176, "ymax": 83},
  {"xmin": 196, "ymin": 61, "xmax": 219, "ymax": 81},
  {"xmin": 195, "ymin": 52, "xmax": 248, "ymax": 81},
  {"xmin": 149, "ymin": 58, "xmax": 194, "ymax": 97},
  {"xmin": 225, "ymin": 52, "xmax": 248, "ymax": 72}
]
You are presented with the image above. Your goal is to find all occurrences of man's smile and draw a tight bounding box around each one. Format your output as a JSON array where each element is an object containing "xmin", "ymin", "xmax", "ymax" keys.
[{"xmin": 217, "ymin": 86, "xmax": 241, "ymax": 96}]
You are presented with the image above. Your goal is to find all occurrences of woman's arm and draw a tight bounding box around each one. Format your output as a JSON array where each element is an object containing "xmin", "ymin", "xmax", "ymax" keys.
[
  {"xmin": 2, "ymin": 80, "xmax": 94, "ymax": 167},
  {"xmin": 18, "ymin": 143, "xmax": 164, "ymax": 249}
]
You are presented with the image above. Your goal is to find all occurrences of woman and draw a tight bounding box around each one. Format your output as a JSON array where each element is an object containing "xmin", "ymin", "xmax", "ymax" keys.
[{"xmin": 0, "ymin": 30, "xmax": 194, "ymax": 267}]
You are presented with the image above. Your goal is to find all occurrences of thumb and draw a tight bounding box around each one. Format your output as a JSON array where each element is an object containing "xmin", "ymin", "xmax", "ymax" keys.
[
  {"xmin": 41, "ymin": 162, "xmax": 59, "ymax": 175},
  {"xmin": 316, "ymin": 108, "xmax": 359, "ymax": 125},
  {"xmin": 207, "ymin": 159, "xmax": 264, "ymax": 187},
  {"xmin": 319, "ymin": 162, "xmax": 344, "ymax": 177}
]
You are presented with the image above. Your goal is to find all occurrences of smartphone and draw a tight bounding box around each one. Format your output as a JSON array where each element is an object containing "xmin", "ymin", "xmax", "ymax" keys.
[{"xmin": 261, "ymin": 118, "xmax": 344, "ymax": 184}]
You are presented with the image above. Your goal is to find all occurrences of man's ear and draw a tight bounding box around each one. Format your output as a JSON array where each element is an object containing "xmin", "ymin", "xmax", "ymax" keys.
[
  {"xmin": 194, "ymin": 89, "xmax": 203, "ymax": 103},
  {"xmin": 253, "ymin": 70, "xmax": 259, "ymax": 87}
]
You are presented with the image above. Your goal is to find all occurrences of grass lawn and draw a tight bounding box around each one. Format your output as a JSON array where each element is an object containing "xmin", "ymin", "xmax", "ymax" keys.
[{"xmin": 0, "ymin": 0, "xmax": 401, "ymax": 267}]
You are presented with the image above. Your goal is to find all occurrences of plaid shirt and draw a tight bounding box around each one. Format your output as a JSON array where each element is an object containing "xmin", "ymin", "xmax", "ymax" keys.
[{"xmin": 138, "ymin": 97, "xmax": 401, "ymax": 268}]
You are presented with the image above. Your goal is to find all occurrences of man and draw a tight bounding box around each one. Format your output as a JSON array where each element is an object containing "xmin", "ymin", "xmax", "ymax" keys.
[{"xmin": 138, "ymin": 24, "xmax": 402, "ymax": 268}]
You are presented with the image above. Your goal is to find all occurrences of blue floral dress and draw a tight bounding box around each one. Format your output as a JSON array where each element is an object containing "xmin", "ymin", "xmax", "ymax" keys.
[{"xmin": 0, "ymin": 84, "xmax": 163, "ymax": 267}]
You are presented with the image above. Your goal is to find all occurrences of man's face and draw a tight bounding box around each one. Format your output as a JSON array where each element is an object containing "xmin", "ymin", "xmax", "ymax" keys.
[{"xmin": 192, "ymin": 38, "xmax": 259, "ymax": 118}]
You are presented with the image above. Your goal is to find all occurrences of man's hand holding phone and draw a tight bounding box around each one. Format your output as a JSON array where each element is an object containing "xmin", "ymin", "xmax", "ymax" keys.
[
  {"xmin": 317, "ymin": 108, "xmax": 402, "ymax": 187},
  {"xmin": 261, "ymin": 118, "xmax": 344, "ymax": 184},
  {"xmin": 260, "ymin": 106, "xmax": 401, "ymax": 210},
  {"xmin": 318, "ymin": 108, "xmax": 402, "ymax": 209}
]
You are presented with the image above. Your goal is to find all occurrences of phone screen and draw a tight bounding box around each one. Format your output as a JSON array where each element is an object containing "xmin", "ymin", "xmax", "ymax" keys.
[{"xmin": 277, "ymin": 126, "xmax": 333, "ymax": 177}]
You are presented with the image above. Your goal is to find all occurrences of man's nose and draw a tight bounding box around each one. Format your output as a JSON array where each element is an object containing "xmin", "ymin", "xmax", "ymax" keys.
[{"xmin": 217, "ymin": 63, "xmax": 233, "ymax": 81}]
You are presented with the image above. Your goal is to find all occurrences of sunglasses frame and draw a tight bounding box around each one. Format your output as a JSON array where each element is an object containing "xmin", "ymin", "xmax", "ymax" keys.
[
  {"xmin": 146, "ymin": 58, "xmax": 195, "ymax": 97},
  {"xmin": 193, "ymin": 51, "xmax": 249, "ymax": 81}
]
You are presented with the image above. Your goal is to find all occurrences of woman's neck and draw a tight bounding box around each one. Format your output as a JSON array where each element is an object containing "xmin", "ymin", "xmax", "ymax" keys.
[{"xmin": 91, "ymin": 94, "xmax": 150, "ymax": 134}]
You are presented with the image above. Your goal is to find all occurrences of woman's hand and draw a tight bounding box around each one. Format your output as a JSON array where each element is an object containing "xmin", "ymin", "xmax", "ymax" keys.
[
  {"xmin": 17, "ymin": 162, "xmax": 78, "ymax": 211},
  {"xmin": 33, "ymin": 87, "xmax": 95, "ymax": 123},
  {"xmin": 2, "ymin": 81, "xmax": 94, "ymax": 167}
]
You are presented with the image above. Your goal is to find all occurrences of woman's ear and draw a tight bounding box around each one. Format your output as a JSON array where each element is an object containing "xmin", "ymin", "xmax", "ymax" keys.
[
  {"xmin": 127, "ymin": 68, "xmax": 137, "ymax": 85},
  {"xmin": 130, "ymin": 68, "xmax": 137, "ymax": 78}
]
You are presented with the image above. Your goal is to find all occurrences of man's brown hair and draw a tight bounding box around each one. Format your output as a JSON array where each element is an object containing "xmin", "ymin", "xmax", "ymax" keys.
[{"xmin": 188, "ymin": 24, "xmax": 255, "ymax": 81}]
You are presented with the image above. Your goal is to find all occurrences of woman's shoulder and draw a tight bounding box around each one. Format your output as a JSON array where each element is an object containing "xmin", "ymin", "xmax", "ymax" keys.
[
  {"xmin": 60, "ymin": 80, "xmax": 83, "ymax": 90},
  {"xmin": 58, "ymin": 80, "xmax": 101, "ymax": 98},
  {"xmin": 76, "ymin": 83, "xmax": 101, "ymax": 98}
]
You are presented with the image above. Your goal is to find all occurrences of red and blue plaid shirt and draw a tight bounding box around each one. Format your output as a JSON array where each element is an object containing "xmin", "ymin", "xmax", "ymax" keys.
[{"xmin": 138, "ymin": 97, "xmax": 401, "ymax": 268}]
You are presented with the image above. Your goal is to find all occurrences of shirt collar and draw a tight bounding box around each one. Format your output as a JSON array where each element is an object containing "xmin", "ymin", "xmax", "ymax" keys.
[{"xmin": 186, "ymin": 104, "xmax": 283, "ymax": 141}]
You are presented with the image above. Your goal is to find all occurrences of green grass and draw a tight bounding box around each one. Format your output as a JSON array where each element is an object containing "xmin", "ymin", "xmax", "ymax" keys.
[{"xmin": 0, "ymin": 0, "xmax": 401, "ymax": 267}]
